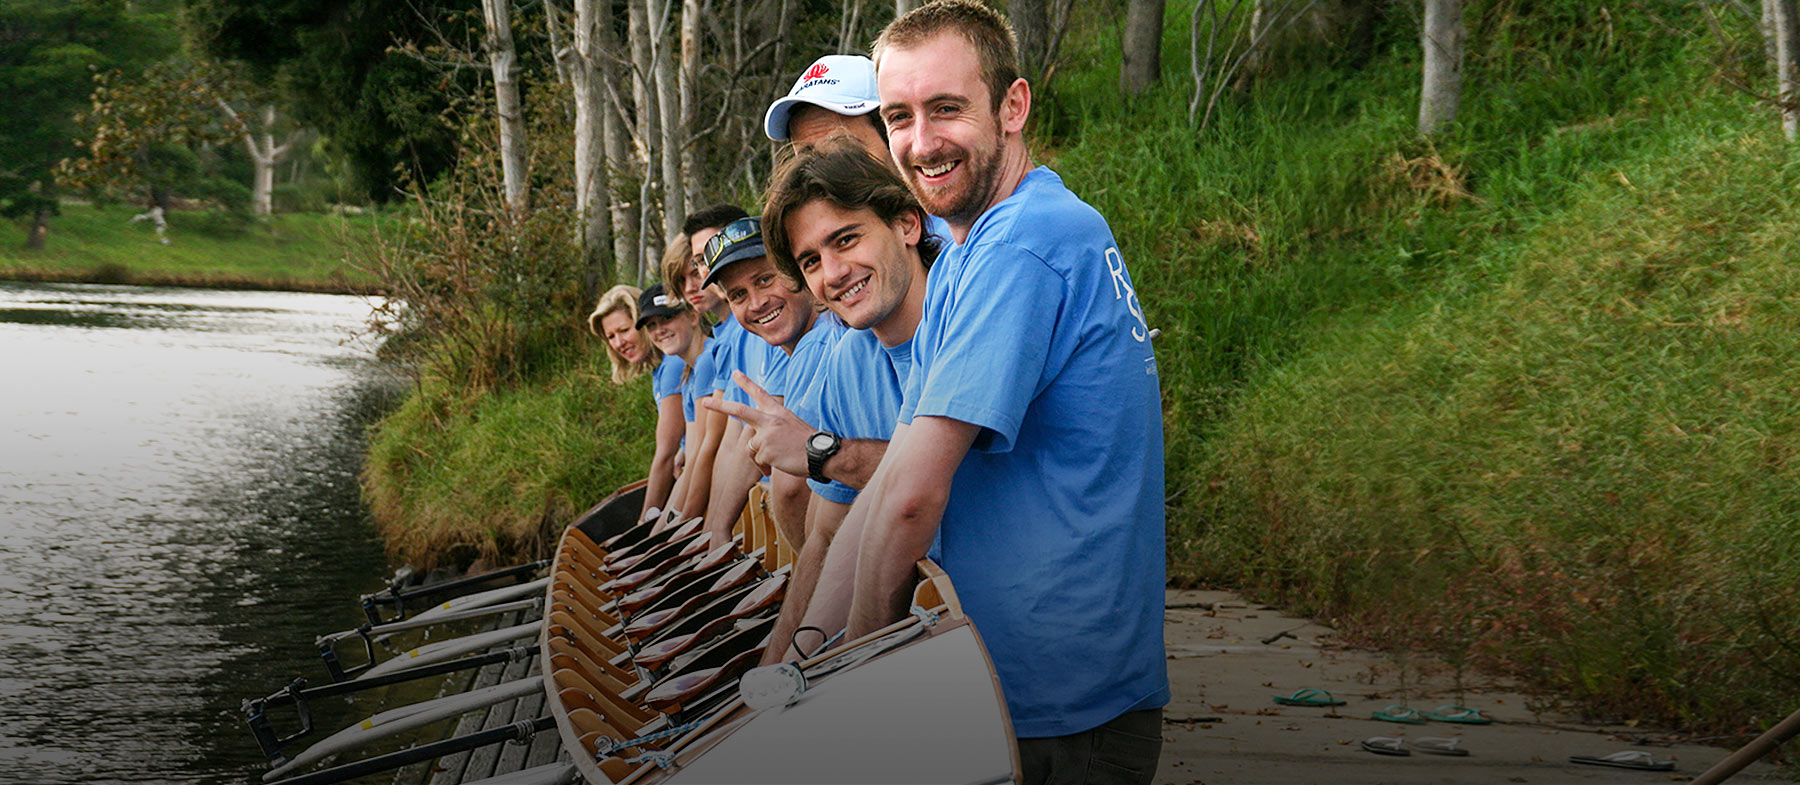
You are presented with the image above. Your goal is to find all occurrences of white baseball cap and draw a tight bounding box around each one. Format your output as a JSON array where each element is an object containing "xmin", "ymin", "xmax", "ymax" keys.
[{"xmin": 763, "ymin": 55, "xmax": 880, "ymax": 142}]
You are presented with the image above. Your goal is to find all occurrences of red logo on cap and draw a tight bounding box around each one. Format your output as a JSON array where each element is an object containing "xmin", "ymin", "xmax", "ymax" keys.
[{"xmin": 803, "ymin": 63, "xmax": 830, "ymax": 81}]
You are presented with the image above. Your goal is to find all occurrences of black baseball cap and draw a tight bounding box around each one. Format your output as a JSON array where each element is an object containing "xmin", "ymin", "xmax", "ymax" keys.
[
  {"xmin": 700, "ymin": 217, "xmax": 766, "ymax": 288},
  {"xmin": 635, "ymin": 283, "xmax": 683, "ymax": 328}
]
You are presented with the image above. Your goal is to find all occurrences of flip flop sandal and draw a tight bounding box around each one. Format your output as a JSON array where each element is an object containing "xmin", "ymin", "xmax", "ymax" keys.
[
  {"xmin": 1372, "ymin": 705, "xmax": 1427, "ymax": 724},
  {"xmin": 1569, "ymin": 750, "xmax": 1675, "ymax": 771},
  {"xmin": 1273, "ymin": 688, "xmax": 1346, "ymax": 707},
  {"xmin": 1423, "ymin": 704, "xmax": 1493, "ymax": 724},
  {"xmin": 1411, "ymin": 736, "xmax": 1470, "ymax": 756},
  {"xmin": 1360, "ymin": 736, "xmax": 1410, "ymax": 756}
]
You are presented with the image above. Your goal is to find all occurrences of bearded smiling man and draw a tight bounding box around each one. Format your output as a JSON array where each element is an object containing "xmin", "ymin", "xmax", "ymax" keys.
[{"xmin": 804, "ymin": 2, "xmax": 1171, "ymax": 783}]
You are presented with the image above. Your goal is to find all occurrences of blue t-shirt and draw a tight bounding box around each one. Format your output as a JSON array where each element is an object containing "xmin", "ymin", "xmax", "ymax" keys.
[
  {"xmin": 803, "ymin": 330, "xmax": 911, "ymax": 504},
  {"xmin": 652, "ymin": 353, "xmax": 684, "ymax": 404},
  {"xmin": 709, "ymin": 314, "xmax": 743, "ymax": 397},
  {"xmin": 684, "ymin": 333, "xmax": 721, "ymax": 424},
  {"xmin": 767, "ymin": 312, "xmax": 846, "ymax": 402},
  {"xmin": 923, "ymin": 214, "xmax": 954, "ymax": 264},
  {"xmin": 717, "ymin": 319, "xmax": 790, "ymax": 408},
  {"xmin": 898, "ymin": 167, "xmax": 1169, "ymax": 738}
]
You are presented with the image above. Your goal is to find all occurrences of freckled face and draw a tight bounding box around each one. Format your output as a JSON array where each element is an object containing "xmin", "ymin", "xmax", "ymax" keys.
[
  {"xmin": 878, "ymin": 32, "xmax": 1006, "ymax": 225},
  {"xmin": 599, "ymin": 309, "xmax": 647, "ymax": 364}
]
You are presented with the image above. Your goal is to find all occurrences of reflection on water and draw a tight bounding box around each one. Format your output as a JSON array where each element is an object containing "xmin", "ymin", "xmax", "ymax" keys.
[{"xmin": 0, "ymin": 282, "xmax": 399, "ymax": 784}]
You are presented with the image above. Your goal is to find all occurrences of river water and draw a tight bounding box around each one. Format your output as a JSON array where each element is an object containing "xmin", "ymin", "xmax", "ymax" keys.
[{"xmin": 0, "ymin": 282, "xmax": 399, "ymax": 784}]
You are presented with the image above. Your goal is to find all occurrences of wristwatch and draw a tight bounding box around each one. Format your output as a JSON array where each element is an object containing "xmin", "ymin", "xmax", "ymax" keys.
[{"xmin": 806, "ymin": 431, "xmax": 842, "ymax": 483}]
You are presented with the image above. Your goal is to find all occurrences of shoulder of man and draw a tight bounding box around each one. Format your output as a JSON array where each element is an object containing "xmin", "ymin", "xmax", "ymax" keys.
[{"xmin": 964, "ymin": 167, "xmax": 1113, "ymax": 269}]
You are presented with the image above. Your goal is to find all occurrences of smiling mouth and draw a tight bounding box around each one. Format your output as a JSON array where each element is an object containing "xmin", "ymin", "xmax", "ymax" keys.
[
  {"xmin": 918, "ymin": 160, "xmax": 958, "ymax": 178},
  {"xmin": 834, "ymin": 276, "xmax": 870, "ymax": 302},
  {"xmin": 751, "ymin": 305, "xmax": 783, "ymax": 326}
]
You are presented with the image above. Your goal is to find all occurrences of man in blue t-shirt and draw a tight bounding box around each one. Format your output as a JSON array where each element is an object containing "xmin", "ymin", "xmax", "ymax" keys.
[
  {"xmin": 669, "ymin": 205, "xmax": 748, "ymax": 526},
  {"xmin": 830, "ymin": 3, "xmax": 1170, "ymax": 782},
  {"xmin": 711, "ymin": 141, "xmax": 936, "ymax": 666},
  {"xmin": 697, "ymin": 217, "xmax": 842, "ymax": 548}
]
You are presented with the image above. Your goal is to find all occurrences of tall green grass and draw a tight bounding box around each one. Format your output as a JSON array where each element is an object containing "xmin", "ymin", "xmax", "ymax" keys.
[
  {"xmin": 364, "ymin": 344, "xmax": 657, "ymax": 566},
  {"xmin": 1025, "ymin": 0, "xmax": 1799, "ymax": 729},
  {"xmin": 0, "ymin": 203, "xmax": 381, "ymax": 291}
]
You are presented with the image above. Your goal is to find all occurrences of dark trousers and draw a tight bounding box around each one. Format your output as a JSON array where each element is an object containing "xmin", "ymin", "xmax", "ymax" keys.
[{"xmin": 1016, "ymin": 708, "xmax": 1163, "ymax": 785}]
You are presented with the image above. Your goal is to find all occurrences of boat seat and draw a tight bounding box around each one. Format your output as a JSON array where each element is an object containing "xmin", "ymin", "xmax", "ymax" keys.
[
  {"xmin": 554, "ymin": 666, "xmax": 661, "ymax": 730},
  {"xmin": 643, "ymin": 642, "xmax": 768, "ymax": 714},
  {"xmin": 546, "ymin": 623, "xmax": 637, "ymax": 685}
]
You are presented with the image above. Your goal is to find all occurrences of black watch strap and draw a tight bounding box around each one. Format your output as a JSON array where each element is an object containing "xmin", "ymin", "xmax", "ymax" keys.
[{"xmin": 806, "ymin": 431, "xmax": 842, "ymax": 483}]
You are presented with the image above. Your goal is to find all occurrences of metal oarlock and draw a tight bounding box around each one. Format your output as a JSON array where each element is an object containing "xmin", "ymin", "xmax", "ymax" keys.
[
  {"xmin": 359, "ymin": 558, "xmax": 548, "ymax": 625},
  {"xmin": 244, "ymin": 646, "xmax": 533, "ymax": 761}
]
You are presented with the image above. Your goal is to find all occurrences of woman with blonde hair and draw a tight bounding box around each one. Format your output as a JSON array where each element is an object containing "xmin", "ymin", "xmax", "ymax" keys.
[{"xmin": 587, "ymin": 283, "xmax": 661, "ymax": 384}]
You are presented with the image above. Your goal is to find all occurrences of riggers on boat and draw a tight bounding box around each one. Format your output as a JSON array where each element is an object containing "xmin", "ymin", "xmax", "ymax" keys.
[{"xmin": 243, "ymin": 480, "xmax": 1019, "ymax": 785}]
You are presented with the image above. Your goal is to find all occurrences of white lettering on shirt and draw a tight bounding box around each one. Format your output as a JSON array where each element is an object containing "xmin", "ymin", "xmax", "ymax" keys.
[{"xmin": 1105, "ymin": 247, "xmax": 1150, "ymax": 343}]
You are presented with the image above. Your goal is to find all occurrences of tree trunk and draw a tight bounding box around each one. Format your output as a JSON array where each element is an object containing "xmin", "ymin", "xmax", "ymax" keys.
[
  {"xmin": 570, "ymin": 0, "xmax": 614, "ymax": 284},
  {"xmin": 595, "ymin": 0, "xmax": 639, "ymax": 281},
  {"xmin": 1121, "ymin": 0, "xmax": 1166, "ymax": 98},
  {"xmin": 481, "ymin": 0, "xmax": 531, "ymax": 214},
  {"xmin": 1012, "ymin": 0, "xmax": 1051, "ymax": 86},
  {"xmin": 680, "ymin": 0, "xmax": 702, "ymax": 209},
  {"xmin": 1764, "ymin": 0, "xmax": 1781, "ymax": 75},
  {"xmin": 629, "ymin": 0, "xmax": 661, "ymax": 269},
  {"xmin": 1777, "ymin": 0, "xmax": 1800, "ymax": 141},
  {"xmin": 650, "ymin": 0, "xmax": 684, "ymax": 245},
  {"xmin": 1418, "ymin": 0, "xmax": 1464, "ymax": 137},
  {"xmin": 896, "ymin": 0, "xmax": 917, "ymax": 16},
  {"xmin": 27, "ymin": 205, "xmax": 51, "ymax": 250}
]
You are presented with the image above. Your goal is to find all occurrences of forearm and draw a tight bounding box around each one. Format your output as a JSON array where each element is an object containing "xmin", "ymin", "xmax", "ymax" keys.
[
  {"xmin": 821, "ymin": 439, "xmax": 886, "ymax": 490},
  {"xmin": 642, "ymin": 398, "xmax": 686, "ymax": 518},
  {"xmin": 847, "ymin": 417, "xmax": 974, "ymax": 638},
  {"xmin": 768, "ymin": 470, "xmax": 811, "ymax": 551},
  {"xmin": 702, "ymin": 423, "xmax": 759, "ymax": 545},
  {"xmin": 681, "ymin": 406, "xmax": 727, "ymax": 522},
  {"xmin": 642, "ymin": 449, "xmax": 678, "ymax": 519},
  {"xmin": 762, "ymin": 498, "xmax": 851, "ymax": 665},
  {"xmin": 795, "ymin": 492, "xmax": 870, "ymax": 648}
]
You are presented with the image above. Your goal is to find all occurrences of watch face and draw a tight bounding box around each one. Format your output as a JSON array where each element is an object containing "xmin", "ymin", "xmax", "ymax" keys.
[{"xmin": 809, "ymin": 433, "xmax": 835, "ymax": 451}]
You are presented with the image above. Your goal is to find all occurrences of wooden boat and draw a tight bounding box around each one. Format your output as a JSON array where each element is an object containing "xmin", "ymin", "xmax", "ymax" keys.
[{"xmin": 247, "ymin": 479, "xmax": 1018, "ymax": 785}]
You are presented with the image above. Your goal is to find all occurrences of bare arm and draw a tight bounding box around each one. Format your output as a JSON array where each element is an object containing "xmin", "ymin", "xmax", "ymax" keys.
[
  {"xmin": 768, "ymin": 469, "xmax": 811, "ymax": 551},
  {"xmin": 796, "ymin": 421, "xmax": 910, "ymax": 643},
  {"xmin": 761, "ymin": 496, "xmax": 852, "ymax": 665},
  {"xmin": 678, "ymin": 398, "xmax": 729, "ymax": 524},
  {"xmin": 819, "ymin": 439, "xmax": 886, "ymax": 490},
  {"xmin": 640, "ymin": 394, "xmax": 686, "ymax": 520},
  {"xmin": 700, "ymin": 417, "xmax": 760, "ymax": 545},
  {"xmin": 847, "ymin": 415, "xmax": 978, "ymax": 638}
]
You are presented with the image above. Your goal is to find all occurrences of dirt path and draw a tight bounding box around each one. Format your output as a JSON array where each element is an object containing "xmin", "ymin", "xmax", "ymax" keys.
[{"xmin": 1157, "ymin": 589, "xmax": 1795, "ymax": 784}]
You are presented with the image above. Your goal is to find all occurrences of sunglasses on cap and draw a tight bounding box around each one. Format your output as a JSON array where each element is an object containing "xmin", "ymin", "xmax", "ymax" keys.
[{"xmin": 702, "ymin": 217, "xmax": 761, "ymax": 269}]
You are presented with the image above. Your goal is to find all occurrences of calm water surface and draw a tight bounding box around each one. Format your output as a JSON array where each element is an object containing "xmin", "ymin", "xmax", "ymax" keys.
[{"xmin": 0, "ymin": 282, "xmax": 400, "ymax": 784}]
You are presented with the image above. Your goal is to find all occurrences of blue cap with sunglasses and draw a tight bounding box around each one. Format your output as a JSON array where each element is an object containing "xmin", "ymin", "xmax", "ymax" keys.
[{"xmin": 700, "ymin": 217, "xmax": 766, "ymax": 288}]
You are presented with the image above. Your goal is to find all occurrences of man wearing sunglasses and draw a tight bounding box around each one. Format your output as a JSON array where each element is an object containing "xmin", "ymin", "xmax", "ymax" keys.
[{"xmin": 698, "ymin": 217, "xmax": 846, "ymax": 548}]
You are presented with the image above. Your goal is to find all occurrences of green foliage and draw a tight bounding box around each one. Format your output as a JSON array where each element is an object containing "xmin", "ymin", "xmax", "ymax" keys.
[
  {"xmin": 363, "ymin": 344, "xmax": 658, "ymax": 566},
  {"xmin": 1025, "ymin": 0, "xmax": 1800, "ymax": 730},
  {"xmin": 0, "ymin": 0, "xmax": 176, "ymax": 231},
  {"xmin": 0, "ymin": 202, "xmax": 383, "ymax": 289}
]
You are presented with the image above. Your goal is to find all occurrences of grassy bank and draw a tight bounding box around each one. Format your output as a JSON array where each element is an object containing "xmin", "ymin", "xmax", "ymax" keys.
[
  {"xmin": 364, "ymin": 343, "xmax": 658, "ymax": 566},
  {"xmin": 362, "ymin": 0, "xmax": 1799, "ymax": 733},
  {"xmin": 0, "ymin": 203, "xmax": 383, "ymax": 293}
]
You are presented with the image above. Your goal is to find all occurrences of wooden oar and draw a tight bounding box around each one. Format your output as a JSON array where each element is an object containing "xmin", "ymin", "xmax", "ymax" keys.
[{"xmin": 1691, "ymin": 706, "xmax": 1800, "ymax": 785}]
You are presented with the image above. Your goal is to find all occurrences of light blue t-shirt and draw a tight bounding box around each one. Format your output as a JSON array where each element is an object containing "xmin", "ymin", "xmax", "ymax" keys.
[
  {"xmin": 898, "ymin": 167, "xmax": 1169, "ymax": 738},
  {"xmin": 682, "ymin": 335, "xmax": 714, "ymax": 423},
  {"xmin": 708, "ymin": 313, "xmax": 743, "ymax": 397},
  {"xmin": 652, "ymin": 353, "xmax": 684, "ymax": 404},
  {"xmin": 712, "ymin": 313, "xmax": 790, "ymax": 408},
  {"xmin": 923, "ymin": 214, "xmax": 954, "ymax": 263},
  {"xmin": 802, "ymin": 330, "xmax": 911, "ymax": 504},
  {"xmin": 766, "ymin": 312, "xmax": 846, "ymax": 402}
]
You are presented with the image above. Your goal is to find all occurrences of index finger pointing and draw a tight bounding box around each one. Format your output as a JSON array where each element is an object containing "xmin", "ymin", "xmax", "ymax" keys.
[{"xmin": 733, "ymin": 370, "xmax": 782, "ymax": 410}]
